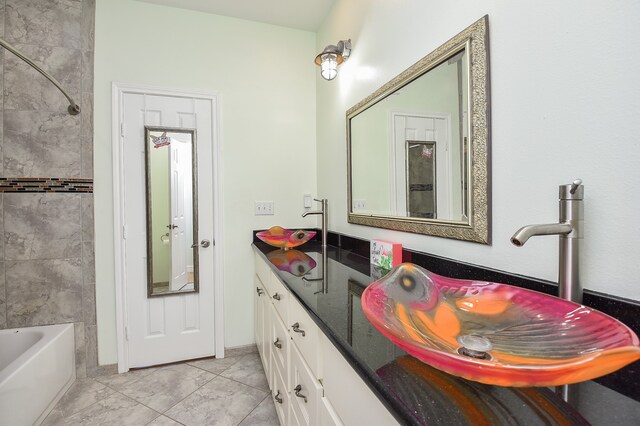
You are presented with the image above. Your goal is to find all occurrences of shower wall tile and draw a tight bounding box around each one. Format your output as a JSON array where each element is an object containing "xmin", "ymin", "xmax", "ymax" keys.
[
  {"xmin": 81, "ymin": 0, "xmax": 95, "ymax": 52},
  {"xmin": 0, "ymin": 262, "xmax": 6, "ymax": 329},
  {"xmin": 82, "ymin": 241, "xmax": 95, "ymax": 285},
  {"xmin": 83, "ymin": 284, "xmax": 96, "ymax": 326},
  {"xmin": 3, "ymin": 193, "xmax": 81, "ymax": 260},
  {"xmin": 86, "ymin": 324, "xmax": 98, "ymax": 375},
  {"xmin": 75, "ymin": 321, "xmax": 87, "ymax": 379},
  {"xmin": 4, "ymin": 43, "xmax": 81, "ymax": 112},
  {"xmin": 0, "ymin": 195, "xmax": 4, "ymax": 260},
  {"xmin": 5, "ymin": 258, "xmax": 83, "ymax": 327},
  {"xmin": 81, "ymin": 195, "xmax": 94, "ymax": 241},
  {"xmin": 5, "ymin": 0, "xmax": 82, "ymax": 49},
  {"xmin": 0, "ymin": 0, "xmax": 5, "ymax": 37},
  {"xmin": 81, "ymin": 50, "xmax": 94, "ymax": 93},
  {"xmin": 3, "ymin": 111, "xmax": 81, "ymax": 177}
]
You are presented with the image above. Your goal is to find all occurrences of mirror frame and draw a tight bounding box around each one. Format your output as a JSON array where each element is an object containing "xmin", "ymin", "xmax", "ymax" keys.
[
  {"xmin": 346, "ymin": 15, "xmax": 491, "ymax": 244},
  {"xmin": 144, "ymin": 126, "xmax": 200, "ymax": 297}
]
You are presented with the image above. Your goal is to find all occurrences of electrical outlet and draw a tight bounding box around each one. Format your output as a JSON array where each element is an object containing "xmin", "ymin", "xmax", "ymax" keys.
[
  {"xmin": 303, "ymin": 194, "xmax": 312, "ymax": 209},
  {"xmin": 255, "ymin": 201, "xmax": 274, "ymax": 215},
  {"xmin": 353, "ymin": 199, "xmax": 367, "ymax": 210}
]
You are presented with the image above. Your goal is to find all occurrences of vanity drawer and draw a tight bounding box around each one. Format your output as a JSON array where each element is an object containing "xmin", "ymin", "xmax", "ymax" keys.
[
  {"xmin": 290, "ymin": 343, "xmax": 323, "ymax": 426},
  {"xmin": 272, "ymin": 362, "xmax": 289, "ymax": 426},
  {"xmin": 270, "ymin": 303, "xmax": 290, "ymax": 388},
  {"xmin": 289, "ymin": 295, "xmax": 321, "ymax": 379},
  {"xmin": 270, "ymin": 274, "xmax": 290, "ymax": 325}
]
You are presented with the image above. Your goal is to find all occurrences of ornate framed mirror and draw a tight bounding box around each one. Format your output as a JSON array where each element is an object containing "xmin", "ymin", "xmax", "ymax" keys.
[{"xmin": 347, "ymin": 15, "xmax": 491, "ymax": 244}]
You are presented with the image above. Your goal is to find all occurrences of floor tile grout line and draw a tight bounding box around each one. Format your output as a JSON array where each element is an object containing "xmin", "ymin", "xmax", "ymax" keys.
[
  {"xmin": 217, "ymin": 374, "xmax": 271, "ymax": 394},
  {"xmin": 235, "ymin": 393, "xmax": 271, "ymax": 426},
  {"xmin": 156, "ymin": 371, "xmax": 220, "ymax": 416}
]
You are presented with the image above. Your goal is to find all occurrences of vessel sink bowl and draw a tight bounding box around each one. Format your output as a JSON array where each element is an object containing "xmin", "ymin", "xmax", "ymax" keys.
[
  {"xmin": 267, "ymin": 249, "xmax": 317, "ymax": 277},
  {"xmin": 256, "ymin": 226, "xmax": 316, "ymax": 250},
  {"xmin": 361, "ymin": 263, "xmax": 640, "ymax": 387}
]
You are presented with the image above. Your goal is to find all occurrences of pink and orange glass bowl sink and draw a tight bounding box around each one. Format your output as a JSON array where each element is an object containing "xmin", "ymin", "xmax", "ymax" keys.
[
  {"xmin": 361, "ymin": 263, "xmax": 640, "ymax": 387},
  {"xmin": 256, "ymin": 226, "xmax": 316, "ymax": 250}
]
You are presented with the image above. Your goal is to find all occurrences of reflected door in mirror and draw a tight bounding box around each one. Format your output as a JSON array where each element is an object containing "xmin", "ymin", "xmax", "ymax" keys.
[{"xmin": 146, "ymin": 128, "xmax": 199, "ymax": 296}]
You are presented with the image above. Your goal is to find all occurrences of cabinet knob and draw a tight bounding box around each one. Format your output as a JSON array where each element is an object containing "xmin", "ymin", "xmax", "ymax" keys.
[
  {"xmin": 273, "ymin": 338, "xmax": 282, "ymax": 349},
  {"xmin": 291, "ymin": 322, "xmax": 306, "ymax": 337},
  {"xmin": 272, "ymin": 292, "xmax": 281, "ymax": 301},
  {"xmin": 274, "ymin": 391, "xmax": 283, "ymax": 404},
  {"xmin": 293, "ymin": 384, "xmax": 308, "ymax": 403}
]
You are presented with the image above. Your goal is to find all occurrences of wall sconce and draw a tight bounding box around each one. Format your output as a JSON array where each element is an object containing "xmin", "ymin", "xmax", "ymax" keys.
[{"xmin": 314, "ymin": 39, "xmax": 352, "ymax": 81}]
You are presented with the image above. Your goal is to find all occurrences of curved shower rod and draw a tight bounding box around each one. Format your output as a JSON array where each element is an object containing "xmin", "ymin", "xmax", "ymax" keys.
[{"xmin": 0, "ymin": 37, "xmax": 81, "ymax": 115}]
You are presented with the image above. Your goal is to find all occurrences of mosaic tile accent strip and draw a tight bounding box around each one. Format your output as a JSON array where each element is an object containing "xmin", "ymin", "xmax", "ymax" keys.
[{"xmin": 0, "ymin": 178, "xmax": 93, "ymax": 192}]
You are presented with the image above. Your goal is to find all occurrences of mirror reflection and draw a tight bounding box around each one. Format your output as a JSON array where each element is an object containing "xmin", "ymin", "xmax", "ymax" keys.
[
  {"xmin": 145, "ymin": 127, "xmax": 199, "ymax": 296},
  {"xmin": 350, "ymin": 49, "xmax": 468, "ymax": 222},
  {"xmin": 347, "ymin": 16, "xmax": 490, "ymax": 243}
]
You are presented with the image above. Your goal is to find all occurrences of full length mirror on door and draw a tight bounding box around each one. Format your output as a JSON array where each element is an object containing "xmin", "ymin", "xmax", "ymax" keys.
[{"xmin": 145, "ymin": 126, "xmax": 199, "ymax": 296}]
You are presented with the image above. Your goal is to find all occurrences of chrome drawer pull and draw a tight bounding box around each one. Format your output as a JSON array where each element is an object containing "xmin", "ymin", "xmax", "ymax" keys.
[
  {"xmin": 294, "ymin": 385, "xmax": 307, "ymax": 403},
  {"xmin": 291, "ymin": 322, "xmax": 306, "ymax": 337},
  {"xmin": 256, "ymin": 287, "xmax": 264, "ymax": 296},
  {"xmin": 273, "ymin": 292, "xmax": 281, "ymax": 301},
  {"xmin": 273, "ymin": 338, "xmax": 282, "ymax": 349},
  {"xmin": 274, "ymin": 391, "xmax": 283, "ymax": 404}
]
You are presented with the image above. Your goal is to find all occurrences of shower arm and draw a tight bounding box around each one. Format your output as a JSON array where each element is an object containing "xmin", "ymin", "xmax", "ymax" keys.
[{"xmin": 0, "ymin": 37, "xmax": 81, "ymax": 115}]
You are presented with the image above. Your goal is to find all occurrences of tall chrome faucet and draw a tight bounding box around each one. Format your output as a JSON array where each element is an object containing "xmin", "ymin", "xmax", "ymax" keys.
[
  {"xmin": 302, "ymin": 198, "xmax": 328, "ymax": 248},
  {"xmin": 511, "ymin": 179, "xmax": 584, "ymax": 304}
]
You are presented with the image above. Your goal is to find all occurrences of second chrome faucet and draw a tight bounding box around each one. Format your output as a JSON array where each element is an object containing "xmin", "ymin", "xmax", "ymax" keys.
[{"xmin": 511, "ymin": 179, "xmax": 584, "ymax": 303}]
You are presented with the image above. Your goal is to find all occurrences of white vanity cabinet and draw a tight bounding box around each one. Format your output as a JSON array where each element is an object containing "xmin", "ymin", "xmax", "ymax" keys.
[{"xmin": 254, "ymin": 251, "xmax": 398, "ymax": 426}]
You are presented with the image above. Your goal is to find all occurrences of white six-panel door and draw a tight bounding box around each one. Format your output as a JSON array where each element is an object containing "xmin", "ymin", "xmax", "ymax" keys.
[{"xmin": 122, "ymin": 92, "xmax": 216, "ymax": 368}]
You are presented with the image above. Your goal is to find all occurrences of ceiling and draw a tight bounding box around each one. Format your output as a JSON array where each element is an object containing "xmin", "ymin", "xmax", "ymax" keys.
[{"xmin": 137, "ymin": 0, "xmax": 336, "ymax": 31}]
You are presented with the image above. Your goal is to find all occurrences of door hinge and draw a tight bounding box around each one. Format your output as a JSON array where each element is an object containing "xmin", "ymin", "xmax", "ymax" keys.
[
  {"xmin": 120, "ymin": 122, "xmax": 124, "ymax": 137},
  {"xmin": 125, "ymin": 326, "xmax": 129, "ymax": 341},
  {"xmin": 122, "ymin": 225, "xmax": 127, "ymax": 240}
]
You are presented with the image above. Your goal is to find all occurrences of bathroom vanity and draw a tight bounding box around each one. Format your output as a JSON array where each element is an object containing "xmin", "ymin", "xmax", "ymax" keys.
[{"xmin": 253, "ymin": 237, "xmax": 640, "ymax": 425}]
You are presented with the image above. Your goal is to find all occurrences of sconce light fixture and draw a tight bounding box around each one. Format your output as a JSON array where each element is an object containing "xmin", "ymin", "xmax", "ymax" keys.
[{"xmin": 314, "ymin": 39, "xmax": 352, "ymax": 81}]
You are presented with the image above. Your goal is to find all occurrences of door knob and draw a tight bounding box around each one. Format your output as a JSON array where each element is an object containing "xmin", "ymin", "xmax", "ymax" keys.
[{"xmin": 192, "ymin": 239, "xmax": 211, "ymax": 248}]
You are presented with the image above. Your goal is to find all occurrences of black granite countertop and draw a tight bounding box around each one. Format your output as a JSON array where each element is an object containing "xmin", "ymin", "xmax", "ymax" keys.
[{"xmin": 252, "ymin": 239, "xmax": 640, "ymax": 426}]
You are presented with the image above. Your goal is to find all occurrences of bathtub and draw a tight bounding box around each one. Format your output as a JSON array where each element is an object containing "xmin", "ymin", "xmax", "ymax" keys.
[{"xmin": 0, "ymin": 324, "xmax": 76, "ymax": 426}]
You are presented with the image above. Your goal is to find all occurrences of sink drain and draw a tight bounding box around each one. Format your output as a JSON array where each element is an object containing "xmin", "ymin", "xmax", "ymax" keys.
[{"xmin": 457, "ymin": 334, "xmax": 493, "ymax": 360}]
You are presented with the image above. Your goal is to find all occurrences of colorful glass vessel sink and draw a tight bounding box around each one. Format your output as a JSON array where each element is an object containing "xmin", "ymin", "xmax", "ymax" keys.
[
  {"xmin": 362, "ymin": 263, "xmax": 640, "ymax": 387},
  {"xmin": 256, "ymin": 226, "xmax": 316, "ymax": 250},
  {"xmin": 267, "ymin": 249, "xmax": 317, "ymax": 277}
]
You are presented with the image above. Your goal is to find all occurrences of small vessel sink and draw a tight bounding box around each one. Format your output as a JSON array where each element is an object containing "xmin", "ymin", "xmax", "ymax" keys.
[
  {"xmin": 256, "ymin": 226, "xmax": 316, "ymax": 250},
  {"xmin": 267, "ymin": 249, "xmax": 317, "ymax": 277},
  {"xmin": 362, "ymin": 263, "xmax": 640, "ymax": 387}
]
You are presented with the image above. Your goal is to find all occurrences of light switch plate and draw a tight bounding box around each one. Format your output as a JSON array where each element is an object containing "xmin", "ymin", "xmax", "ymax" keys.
[{"xmin": 255, "ymin": 201, "xmax": 274, "ymax": 215}]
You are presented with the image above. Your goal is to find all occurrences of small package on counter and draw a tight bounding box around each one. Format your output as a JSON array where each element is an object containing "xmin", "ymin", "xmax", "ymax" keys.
[{"xmin": 370, "ymin": 239, "xmax": 402, "ymax": 270}]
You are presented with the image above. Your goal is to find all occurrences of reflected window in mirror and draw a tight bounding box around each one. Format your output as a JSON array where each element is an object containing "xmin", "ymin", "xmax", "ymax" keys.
[
  {"xmin": 347, "ymin": 16, "xmax": 490, "ymax": 244},
  {"xmin": 145, "ymin": 127, "xmax": 200, "ymax": 297}
]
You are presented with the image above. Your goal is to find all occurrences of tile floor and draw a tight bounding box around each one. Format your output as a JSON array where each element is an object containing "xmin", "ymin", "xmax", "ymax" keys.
[{"xmin": 42, "ymin": 353, "xmax": 279, "ymax": 426}]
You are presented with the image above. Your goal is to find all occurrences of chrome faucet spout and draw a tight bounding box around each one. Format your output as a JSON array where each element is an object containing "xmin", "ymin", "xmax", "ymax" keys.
[
  {"xmin": 302, "ymin": 210, "xmax": 322, "ymax": 217},
  {"xmin": 510, "ymin": 223, "xmax": 572, "ymax": 247}
]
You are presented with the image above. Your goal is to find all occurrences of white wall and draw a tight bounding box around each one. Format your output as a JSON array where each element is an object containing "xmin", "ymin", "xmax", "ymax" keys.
[
  {"xmin": 317, "ymin": 0, "xmax": 640, "ymax": 301},
  {"xmin": 94, "ymin": 0, "xmax": 317, "ymax": 364}
]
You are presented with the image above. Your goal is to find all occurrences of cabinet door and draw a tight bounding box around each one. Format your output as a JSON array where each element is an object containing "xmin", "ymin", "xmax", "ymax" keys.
[
  {"xmin": 320, "ymin": 397, "xmax": 344, "ymax": 426},
  {"xmin": 289, "ymin": 296, "xmax": 321, "ymax": 379},
  {"xmin": 270, "ymin": 304, "xmax": 290, "ymax": 389},
  {"xmin": 255, "ymin": 276, "xmax": 272, "ymax": 388},
  {"xmin": 272, "ymin": 365, "xmax": 289, "ymax": 426},
  {"xmin": 320, "ymin": 334, "xmax": 398, "ymax": 426},
  {"xmin": 290, "ymin": 344, "xmax": 323, "ymax": 426}
]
